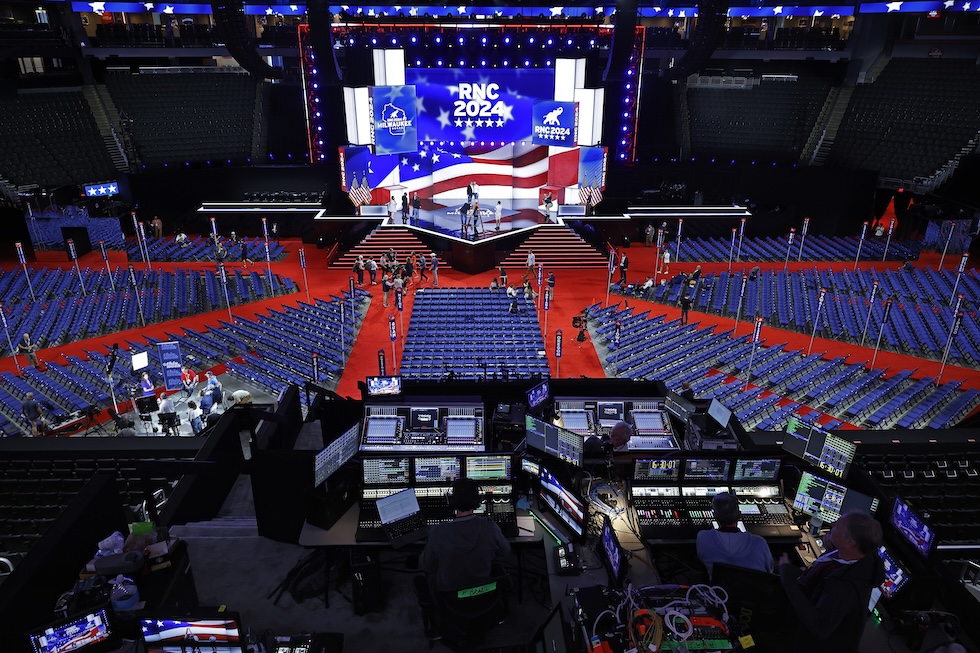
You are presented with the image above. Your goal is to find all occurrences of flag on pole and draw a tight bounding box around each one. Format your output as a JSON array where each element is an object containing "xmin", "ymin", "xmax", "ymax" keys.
[
  {"xmin": 348, "ymin": 176, "xmax": 362, "ymax": 207},
  {"xmin": 360, "ymin": 171, "xmax": 373, "ymax": 205},
  {"xmin": 579, "ymin": 183, "xmax": 592, "ymax": 206},
  {"xmin": 590, "ymin": 179, "xmax": 602, "ymax": 206}
]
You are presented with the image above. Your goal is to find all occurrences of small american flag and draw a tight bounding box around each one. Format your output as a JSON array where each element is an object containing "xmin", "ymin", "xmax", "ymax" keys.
[
  {"xmin": 590, "ymin": 179, "xmax": 602, "ymax": 206},
  {"xmin": 348, "ymin": 176, "xmax": 362, "ymax": 207},
  {"xmin": 579, "ymin": 183, "xmax": 592, "ymax": 206},
  {"xmin": 359, "ymin": 172, "xmax": 373, "ymax": 205}
]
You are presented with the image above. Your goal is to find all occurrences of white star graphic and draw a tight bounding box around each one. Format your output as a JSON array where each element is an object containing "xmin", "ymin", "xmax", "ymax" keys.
[
  {"xmin": 813, "ymin": 9, "xmax": 824, "ymax": 16},
  {"xmin": 885, "ymin": 1, "xmax": 902, "ymax": 10},
  {"xmin": 432, "ymin": 153, "xmax": 441, "ymax": 163},
  {"xmin": 679, "ymin": 10, "xmax": 686, "ymax": 17},
  {"xmin": 437, "ymin": 108, "xmax": 452, "ymax": 129},
  {"xmin": 550, "ymin": 6, "xmax": 564, "ymax": 16},
  {"xmin": 394, "ymin": 4, "xmax": 401, "ymax": 9},
  {"xmin": 454, "ymin": 118, "xmax": 463, "ymax": 128},
  {"xmin": 465, "ymin": 119, "xmax": 473, "ymax": 127},
  {"xmin": 461, "ymin": 123, "xmax": 476, "ymax": 142},
  {"xmin": 401, "ymin": 157, "xmax": 409, "ymax": 166},
  {"xmin": 89, "ymin": 1, "xmax": 106, "ymax": 13},
  {"xmin": 498, "ymin": 102, "xmax": 514, "ymax": 123},
  {"xmin": 409, "ymin": 6, "xmax": 418, "ymax": 15},
  {"xmin": 367, "ymin": 8, "xmax": 376, "ymax": 16},
  {"xmin": 772, "ymin": 6, "xmax": 783, "ymax": 14},
  {"xmin": 964, "ymin": 1, "xmax": 971, "ymax": 8},
  {"xmin": 475, "ymin": 119, "xmax": 484, "ymax": 127},
  {"xmin": 88, "ymin": 188, "xmax": 97, "ymax": 196},
  {"xmin": 143, "ymin": 2, "xmax": 154, "ymax": 9},
  {"xmin": 162, "ymin": 4, "xmax": 174, "ymax": 12},
  {"xmin": 667, "ymin": 9, "xmax": 674, "ymax": 16},
  {"xmin": 458, "ymin": 5, "xmax": 466, "ymax": 14},
  {"xmin": 412, "ymin": 163, "xmax": 420, "ymax": 172},
  {"xmin": 415, "ymin": 96, "xmax": 426, "ymax": 115},
  {"xmin": 419, "ymin": 149, "xmax": 427, "ymax": 158},
  {"xmin": 944, "ymin": 0, "xmax": 954, "ymax": 6},
  {"xmin": 496, "ymin": 119, "xmax": 504, "ymax": 127},
  {"xmin": 653, "ymin": 6, "xmax": 662, "ymax": 11},
  {"xmin": 451, "ymin": 152, "xmax": 462, "ymax": 158},
  {"xmin": 264, "ymin": 5, "xmax": 273, "ymax": 12},
  {"xmin": 98, "ymin": 186, "xmax": 108, "ymax": 195},
  {"xmin": 108, "ymin": 184, "xmax": 117, "ymax": 193},
  {"xmin": 289, "ymin": 4, "xmax": 297, "ymax": 10}
]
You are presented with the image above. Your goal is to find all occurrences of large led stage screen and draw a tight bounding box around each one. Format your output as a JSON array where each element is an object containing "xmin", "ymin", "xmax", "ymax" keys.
[{"xmin": 407, "ymin": 68, "xmax": 555, "ymax": 143}]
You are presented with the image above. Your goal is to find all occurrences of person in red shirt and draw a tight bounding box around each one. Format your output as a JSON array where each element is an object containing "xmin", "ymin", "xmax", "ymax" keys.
[{"xmin": 181, "ymin": 365, "xmax": 199, "ymax": 399}]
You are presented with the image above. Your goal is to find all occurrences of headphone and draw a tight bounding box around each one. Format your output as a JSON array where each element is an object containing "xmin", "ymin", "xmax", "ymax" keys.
[{"xmin": 449, "ymin": 478, "xmax": 482, "ymax": 512}]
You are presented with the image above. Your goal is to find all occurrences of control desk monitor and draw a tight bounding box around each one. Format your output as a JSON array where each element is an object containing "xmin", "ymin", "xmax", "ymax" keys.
[
  {"xmin": 683, "ymin": 458, "xmax": 731, "ymax": 483},
  {"xmin": 596, "ymin": 401, "xmax": 624, "ymax": 428},
  {"xmin": 527, "ymin": 379, "xmax": 550, "ymax": 410},
  {"xmin": 890, "ymin": 497, "xmax": 937, "ymax": 558},
  {"xmin": 413, "ymin": 456, "xmax": 462, "ymax": 484},
  {"xmin": 139, "ymin": 609, "xmax": 245, "ymax": 653},
  {"xmin": 707, "ymin": 398, "xmax": 732, "ymax": 430},
  {"xmin": 524, "ymin": 415, "xmax": 583, "ymax": 467},
  {"xmin": 465, "ymin": 454, "xmax": 513, "ymax": 481},
  {"xmin": 664, "ymin": 390, "xmax": 695, "ymax": 423},
  {"xmin": 366, "ymin": 375, "xmax": 402, "ymax": 397},
  {"xmin": 410, "ymin": 407, "xmax": 440, "ymax": 431},
  {"xmin": 538, "ymin": 465, "xmax": 587, "ymax": 541},
  {"xmin": 361, "ymin": 403, "xmax": 485, "ymax": 452},
  {"xmin": 599, "ymin": 514, "xmax": 628, "ymax": 589},
  {"xmin": 792, "ymin": 471, "xmax": 880, "ymax": 523},
  {"xmin": 877, "ymin": 544, "xmax": 911, "ymax": 599},
  {"xmin": 783, "ymin": 416, "xmax": 856, "ymax": 479},
  {"xmin": 633, "ymin": 458, "xmax": 680, "ymax": 482},
  {"xmin": 28, "ymin": 607, "xmax": 119, "ymax": 653},
  {"xmin": 314, "ymin": 423, "xmax": 360, "ymax": 487},
  {"xmin": 362, "ymin": 457, "xmax": 411, "ymax": 486},
  {"xmin": 733, "ymin": 458, "xmax": 781, "ymax": 482}
]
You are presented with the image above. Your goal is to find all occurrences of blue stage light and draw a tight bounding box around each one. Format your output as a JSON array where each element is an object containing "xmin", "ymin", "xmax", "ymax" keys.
[
  {"xmin": 416, "ymin": 59, "xmax": 422, "ymax": 65},
  {"xmin": 206, "ymin": 161, "xmax": 210, "ymax": 165},
  {"xmin": 320, "ymin": 154, "xmax": 325, "ymax": 160},
  {"xmin": 459, "ymin": 36, "xmax": 465, "ymax": 44},
  {"xmin": 623, "ymin": 112, "xmax": 629, "ymax": 118},
  {"xmin": 228, "ymin": 159, "xmax": 232, "ymax": 163},
  {"xmin": 504, "ymin": 36, "xmax": 511, "ymax": 44},
  {"xmin": 435, "ymin": 36, "xmax": 442, "ymax": 44},
  {"xmin": 625, "ymin": 83, "xmax": 631, "ymax": 90},
  {"xmin": 315, "ymin": 112, "xmax": 321, "ymax": 118},
  {"xmin": 312, "ymin": 83, "xmax": 318, "ymax": 89},
  {"xmin": 185, "ymin": 161, "xmax": 190, "ymax": 166},
  {"xmin": 481, "ymin": 36, "xmax": 487, "ymax": 44},
  {"xmin": 163, "ymin": 163, "xmax": 168, "ymax": 167},
  {"xmin": 391, "ymin": 37, "xmax": 397, "ymax": 45},
  {"xmin": 622, "ymin": 125, "xmax": 628, "ymax": 132},
  {"xmin": 481, "ymin": 59, "xmax": 487, "ymax": 67},
  {"xmin": 348, "ymin": 37, "xmax": 354, "ymax": 45},
  {"xmin": 411, "ymin": 36, "xmax": 417, "ymax": 43},
  {"xmin": 589, "ymin": 38, "xmax": 595, "ymax": 46},
  {"xmin": 528, "ymin": 36, "xmax": 535, "ymax": 44},
  {"xmin": 502, "ymin": 59, "xmax": 509, "ymax": 66},
  {"xmin": 311, "ymin": 68, "xmax": 317, "ymax": 75},
  {"xmin": 711, "ymin": 158, "xmax": 715, "ymax": 163},
  {"xmin": 437, "ymin": 59, "xmax": 444, "ymax": 66},
  {"xmin": 566, "ymin": 38, "xmax": 573, "ymax": 45},
  {"xmin": 459, "ymin": 59, "xmax": 465, "ymax": 66},
  {"xmin": 524, "ymin": 59, "xmax": 530, "ymax": 67},
  {"xmin": 545, "ymin": 60, "xmax": 552, "ymax": 66},
  {"xmin": 546, "ymin": 38, "xmax": 553, "ymax": 45},
  {"xmin": 371, "ymin": 37, "xmax": 377, "ymax": 45},
  {"xmin": 621, "ymin": 139, "xmax": 626, "ymax": 145},
  {"xmin": 619, "ymin": 153, "xmax": 626, "ymax": 159}
]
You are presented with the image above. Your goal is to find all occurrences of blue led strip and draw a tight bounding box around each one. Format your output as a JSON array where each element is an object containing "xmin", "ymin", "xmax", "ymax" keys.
[
  {"xmin": 617, "ymin": 25, "xmax": 644, "ymax": 163},
  {"xmin": 299, "ymin": 24, "xmax": 327, "ymax": 163}
]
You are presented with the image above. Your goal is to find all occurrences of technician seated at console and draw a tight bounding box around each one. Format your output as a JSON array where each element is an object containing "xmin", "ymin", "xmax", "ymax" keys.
[
  {"xmin": 697, "ymin": 492, "xmax": 773, "ymax": 577},
  {"xmin": 583, "ymin": 420, "xmax": 633, "ymax": 458},
  {"xmin": 418, "ymin": 478, "xmax": 511, "ymax": 594}
]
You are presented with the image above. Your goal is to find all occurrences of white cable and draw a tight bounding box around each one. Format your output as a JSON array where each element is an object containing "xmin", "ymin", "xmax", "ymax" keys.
[
  {"xmin": 591, "ymin": 608, "xmax": 618, "ymax": 640},
  {"xmin": 663, "ymin": 609, "xmax": 694, "ymax": 640}
]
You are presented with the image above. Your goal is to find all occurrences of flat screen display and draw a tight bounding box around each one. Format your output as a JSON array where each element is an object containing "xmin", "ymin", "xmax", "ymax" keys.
[
  {"xmin": 410, "ymin": 407, "xmax": 440, "ymax": 431},
  {"xmin": 28, "ymin": 608, "xmax": 115, "ymax": 653},
  {"xmin": 890, "ymin": 497, "xmax": 937, "ymax": 558},
  {"xmin": 527, "ymin": 380, "xmax": 550, "ymax": 410},
  {"xmin": 538, "ymin": 466, "xmax": 586, "ymax": 539},
  {"xmin": 877, "ymin": 545, "xmax": 911, "ymax": 598},
  {"xmin": 707, "ymin": 399, "xmax": 732, "ymax": 429},
  {"xmin": 596, "ymin": 401, "xmax": 624, "ymax": 427},
  {"xmin": 131, "ymin": 351, "xmax": 149, "ymax": 371},
  {"xmin": 413, "ymin": 456, "xmax": 461, "ymax": 484},
  {"xmin": 465, "ymin": 455, "xmax": 512, "ymax": 481},
  {"xmin": 633, "ymin": 459, "xmax": 680, "ymax": 482},
  {"xmin": 733, "ymin": 458, "xmax": 781, "ymax": 482},
  {"xmin": 783, "ymin": 416, "xmax": 856, "ymax": 479},
  {"xmin": 792, "ymin": 471, "xmax": 880, "ymax": 523},
  {"xmin": 599, "ymin": 514, "xmax": 627, "ymax": 588},
  {"xmin": 524, "ymin": 415, "xmax": 583, "ymax": 467},
  {"xmin": 664, "ymin": 391, "xmax": 695, "ymax": 422},
  {"xmin": 314, "ymin": 423, "xmax": 360, "ymax": 487},
  {"xmin": 683, "ymin": 459, "xmax": 731, "ymax": 482},
  {"xmin": 140, "ymin": 612, "xmax": 243, "ymax": 653},
  {"xmin": 366, "ymin": 375, "xmax": 402, "ymax": 396},
  {"xmin": 362, "ymin": 457, "xmax": 411, "ymax": 486}
]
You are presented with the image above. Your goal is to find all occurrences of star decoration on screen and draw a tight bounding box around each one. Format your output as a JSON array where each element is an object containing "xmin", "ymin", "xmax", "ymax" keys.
[
  {"xmin": 108, "ymin": 184, "xmax": 117, "ymax": 193},
  {"xmin": 453, "ymin": 118, "xmax": 463, "ymax": 128},
  {"xmin": 457, "ymin": 5, "xmax": 466, "ymax": 14},
  {"xmin": 163, "ymin": 4, "xmax": 174, "ymax": 13},
  {"xmin": 89, "ymin": 1, "xmax": 106, "ymax": 14},
  {"xmin": 409, "ymin": 7, "xmax": 418, "ymax": 15},
  {"xmin": 885, "ymin": 1, "xmax": 903, "ymax": 10},
  {"xmin": 550, "ymin": 6, "xmax": 564, "ymax": 16},
  {"xmin": 460, "ymin": 123, "xmax": 476, "ymax": 142},
  {"xmin": 944, "ymin": 0, "xmax": 954, "ymax": 7},
  {"xmin": 772, "ymin": 6, "xmax": 783, "ymax": 13},
  {"xmin": 437, "ymin": 108, "xmax": 451, "ymax": 128},
  {"xmin": 265, "ymin": 7, "xmax": 274, "ymax": 14},
  {"xmin": 813, "ymin": 9, "xmax": 824, "ymax": 16},
  {"xmin": 144, "ymin": 2, "xmax": 154, "ymax": 9}
]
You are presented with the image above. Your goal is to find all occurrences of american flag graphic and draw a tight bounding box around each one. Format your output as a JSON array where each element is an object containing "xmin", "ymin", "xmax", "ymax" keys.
[
  {"xmin": 590, "ymin": 179, "xmax": 603, "ymax": 206},
  {"xmin": 579, "ymin": 183, "xmax": 592, "ymax": 206},
  {"xmin": 140, "ymin": 618, "xmax": 240, "ymax": 648},
  {"xmin": 348, "ymin": 176, "xmax": 362, "ymax": 207}
]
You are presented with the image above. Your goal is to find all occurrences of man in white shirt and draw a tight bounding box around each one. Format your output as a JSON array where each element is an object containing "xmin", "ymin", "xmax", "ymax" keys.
[
  {"xmin": 524, "ymin": 250, "xmax": 535, "ymax": 281},
  {"xmin": 158, "ymin": 392, "xmax": 175, "ymax": 415},
  {"xmin": 494, "ymin": 201, "xmax": 503, "ymax": 231}
]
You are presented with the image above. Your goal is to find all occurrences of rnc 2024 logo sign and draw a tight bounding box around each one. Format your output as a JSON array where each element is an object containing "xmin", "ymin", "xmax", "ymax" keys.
[
  {"xmin": 532, "ymin": 101, "xmax": 579, "ymax": 148},
  {"xmin": 370, "ymin": 85, "xmax": 418, "ymax": 155}
]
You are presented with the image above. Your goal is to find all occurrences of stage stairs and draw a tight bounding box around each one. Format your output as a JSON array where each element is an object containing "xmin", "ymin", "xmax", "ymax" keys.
[
  {"xmin": 499, "ymin": 225, "xmax": 609, "ymax": 270},
  {"xmin": 331, "ymin": 226, "xmax": 450, "ymax": 270}
]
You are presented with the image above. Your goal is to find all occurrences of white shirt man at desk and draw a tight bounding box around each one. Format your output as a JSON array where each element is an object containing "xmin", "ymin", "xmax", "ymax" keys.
[
  {"xmin": 697, "ymin": 492, "xmax": 773, "ymax": 577},
  {"xmin": 419, "ymin": 478, "xmax": 511, "ymax": 593},
  {"xmin": 584, "ymin": 421, "xmax": 632, "ymax": 457}
]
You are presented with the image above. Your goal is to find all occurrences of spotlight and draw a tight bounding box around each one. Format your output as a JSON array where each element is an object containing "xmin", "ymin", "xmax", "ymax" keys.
[
  {"xmin": 435, "ymin": 36, "xmax": 442, "ymax": 44},
  {"xmin": 566, "ymin": 38, "xmax": 573, "ymax": 45},
  {"xmin": 390, "ymin": 37, "xmax": 397, "ymax": 45},
  {"xmin": 502, "ymin": 59, "xmax": 509, "ymax": 66},
  {"xmin": 411, "ymin": 35, "xmax": 417, "ymax": 43},
  {"xmin": 529, "ymin": 36, "xmax": 535, "ymax": 44},
  {"xmin": 459, "ymin": 58, "xmax": 465, "ymax": 66},
  {"xmin": 481, "ymin": 36, "xmax": 488, "ymax": 44},
  {"xmin": 458, "ymin": 36, "xmax": 465, "ymax": 44},
  {"xmin": 546, "ymin": 38, "xmax": 553, "ymax": 45},
  {"xmin": 416, "ymin": 59, "xmax": 422, "ymax": 65},
  {"xmin": 481, "ymin": 59, "xmax": 487, "ymax": 66},
  {"xmin": 504, "ymin": 36, "xmax": 511, "ymax": 44},
  {"xmin": 371, "ymin": 37, "xmax": 377, "ymax": 45},
  {"xmin": 437, "ymin": 59, "xmax": 443, "ymax": 66},
  {"xmin": 524, "ymin": 59, "xmax": 530, "ymax": 67}
]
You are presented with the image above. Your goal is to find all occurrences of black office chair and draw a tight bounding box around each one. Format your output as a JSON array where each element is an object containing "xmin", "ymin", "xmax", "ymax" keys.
[
  {"xmin": 414, "ymin": 570, "xmax": 509, "ymax": 651},
  {"xmin": 158, "ymin": 412, "xmax": 180, "ymax": 437}
]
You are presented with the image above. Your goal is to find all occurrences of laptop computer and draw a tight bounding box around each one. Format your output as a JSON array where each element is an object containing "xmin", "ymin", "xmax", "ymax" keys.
[{"xmin": 376, "ymin": 488, "xmax": 429, "ymax": 549}]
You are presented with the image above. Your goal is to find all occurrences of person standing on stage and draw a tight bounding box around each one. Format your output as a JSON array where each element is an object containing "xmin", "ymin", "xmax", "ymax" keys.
[
  {"xmin": 240, "ymin": 242, "xmax": 253, "ymax": 269},
  {"xmin": 412, "ymin": 193, "xmax": 421, "ymax": 224},
  {"xmin": 401, "ymin": 192, "xmax": 409, "ymax": 224},
  {"xmin": 419, "ymin": 252, "xmax": 429, "ymax": 283},
  {"xmin": 430, "ymin": 252, "xmax": 439, "ymax": 287},
  {"xmin": 662, "ymin": 248, "xmax": 671, "ymax": 275},
  {"xmin": 523, "ymin": 250, "xmax": 535, "ymax": 281},
  {"xmin": 151, "ymin": 215, "xmax": 163, "ymax": 239},
  {"xmin": 499, "ymin": 265, "xmax": 508, "ymax": 288},
  {"xmin": 495, "ymin": 201, "xmax": 503, "ymax": 231},
  {"xmin": 389, "ymin": 196, "xmax": 398, "ymax": 221},
  {"xmin": 353, "ymin": 255, "xmax": 365, "ymax": 286},
  {"xmin": 679, "ymin": 290, "xmax": 692, "ymax": 325},
  {"xmin": 382, "ymin": 272, "xmax": 392, "ymax": 307},
  {"xmin": 17, "ymin": 333, "xmax": 40, "ymax": 368},
  {"xmin": 470, "ymin": 181, "xmax": 479, "ymax": 201}
]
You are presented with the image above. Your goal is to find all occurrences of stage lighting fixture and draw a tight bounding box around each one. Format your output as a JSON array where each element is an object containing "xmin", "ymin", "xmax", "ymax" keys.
[
  {"xmin": 391, "ymin": 37, "xmax": 397, "ymax": 45},
  {"xmin": 567, "ymin": 38, "xmax": 573, "ymax": 45},
  {"xmin": 504, "ymin": 36, "xmax": 511, "ymax": 44},
  {"xmin": 481, "ymin": 59, "xmax": 487, "ymax": 66},
  {"xmin": 411, "ymin": 35, "xmax": 417, "ymax": 43},
  {"xmin": 371, "ymin": 37, "xmax": 377, "ymax": 45},
  {"xmin": 348, "ymin": 37, "xmax": 354, "ymax": 44},
  {"xmin": 481, "ymin": 36, "xmax": 487, "ymax": 44},
  {"xmin": 458, "ymin": 36, "xmax": 465, "ymax": 44},
  {"xmin": 621, "ymin": 139, "xmax": 626, "ymax": 145},
  {"xmin": 315, "ymin": 111, "xmax": 321, "ymax": 117},
  {"xmin": 502, "ymin": 59, "xmax": 509, "ymax": 66},
  {"xmin": 312, "ymin": 83, "xmax": 318, "ymax": 89},
  {"xmin": 589, "ymin": 38, "xmax": 596, "ymax": 45},
  {"xmin": 546, "ymin": 59, "xmax": 552, "ymax": 66},
  {"xmin": 529, "ymin": 36, "xmax": 535, "ymax": 43},
  {"xmin": 623, "ymin": 112, "xmax": 629, "ymax": 118},
  {"xmin": 416, "ymin": 59, "xmax": 422, "ymax": 65},
  {"xmin": 312, "ymin": 68, "xmax": 317, "ymax": 74},
  {"xmin": 547, "ymin": 38, "xmax": 553, "ymax": 45},
  {"xmin": 437, "ymin": 59, "xmax": 444, "ymax": 66},
  {"xmin": 435, "ymin": 36, "xmax": 442, "ymax": 43},
  {"xmin": 459, "ymin": 58, "xmax": 465, "ymax": 66},
  {"xmin": 524, "ymin": 59, "xmax": 530, "ymax": 66}
]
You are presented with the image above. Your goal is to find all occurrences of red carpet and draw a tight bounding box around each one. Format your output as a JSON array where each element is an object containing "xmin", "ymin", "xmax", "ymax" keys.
[{"xmin": 5, "ymin": 237, "xmax": 979, "ymax": 424}]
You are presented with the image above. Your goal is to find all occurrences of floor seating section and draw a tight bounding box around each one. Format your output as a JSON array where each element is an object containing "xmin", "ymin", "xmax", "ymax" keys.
[
  {"xmin": 829, "ymin": 58, "xmax": 980, "ymax": 181},
  {"xmin": 687, "ymin": 76, "xmax": 831, "ymax": 162},
  {"xmin": 587, "ymin": 302, "xmax": 980, "ymax": 431},
  {"xmin": 0, "ymin": 91, "xmax": 115, "ymax": 187},
  {"xmin": 0, "ymin": 265, "xmax": 295, "ymax": 351},
  {"xmin": 0, "ymin": 457, "xmax": 182, "ymax": 577},
  {"xmin": 667, "ymin": 234, "xmax": 919, "ymax": 263},
  {"xmin": 28, "ymin": 206, "xmax": 126, "ymax": 251},
  {"xmin": 223, "ymin": 289, "xmax": 369, "ymax": 404},
  {"xmin": 859, "ymin": 451, "xmax": 980, "ymax": 545},
  {"xmin": 623, "ymin": 264, "xmax": 980, "ymax": 366},
  {"xmin": 128, "ymin": 236, "xmax": 286, "ymax": 263},
  {"xmin": 105, "ymin": 71, "xmax": 257, "ymax": 167},
  {"xmin": 400, "ymin": 288, "xmax": 549, "ymax": 380}
]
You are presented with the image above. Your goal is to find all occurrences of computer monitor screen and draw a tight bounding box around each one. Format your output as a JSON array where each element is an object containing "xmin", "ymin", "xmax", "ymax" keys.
[
  {"xmin": 783, "ymin": 416, "xmax": 856, "ymax": 479},
  {"xmin": 314, "ymin": 423, "xmax": 360, "ymax": 487},
  {"xmin": 664, "ymin": 391, "xmax": 695, "ymax": 423},
  {"xmin": 362, "ymin": 457, "xmax": 411, "ymax": 485},
  {"xmin": 410, "ymin": 407, "xmax": 440, "ymax": 431},
  {"xmin": 465, "ymin": 455, "xmax": 512, "ymax": 481},
  {"xmin": 28, "ymin": 608, "xmax": 117, "ymax": 653},
  {"xmin": 683, "ymin": 459, "xmax": 731, "ymax": 482},
  {"xmin": 413, "ymin": 456, "xmax": 461, "ymax": 484},
  {"xmin": 524, "ymin": 415, "xmax": 583, "ymax": 467},
  {"xmin": 538, "ymin": 466, "xmax": 586, "ymax": 539},
  {"xmin": 633, "ymin": 459, "xmax": 680, "ymax": 482},
  {"xmin": 140, "ymin": 611, "xmax": 244, "ymax": 653},
  {"xmin": 521, "ymin": 458, "xmax": 541, "ymax": 477},
  {"xmin": 366, "ymin": 375, "xmax": 402, "ymax": 396},
  {"xmin": 596, "ymin": 401, "xmax": 624, "ymax": 427},
  {"xmin": 599, "ymin": 514, "xmax": 628, "ymax": 589},
  {"xmin": 131, "ymin": 351, "xmax": 149, "ymax": 371},
  {"xmin": 733, "ymin": 458, "xmax": 781, "ymax": 482},
  {"xmin": 526, "ymin": 379, "xmax": 550, "ymax": 410},
  {"xmin": 890, "ymin": 497, "xmax": 937, "ymax": 558},
  {"xmin": 707, "ymin": 399, "xmax": 732, "ymax": 429},
  {"xmin": 877, "ymin": 545, "xmax": 911, "ymax": 599},
  {"xmin": 792, "ymin": 471, "xmax": 880, "ymax": 523}
]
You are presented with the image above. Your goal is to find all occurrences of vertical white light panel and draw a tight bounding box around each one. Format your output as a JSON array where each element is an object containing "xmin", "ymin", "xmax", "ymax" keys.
[
  {"xmin": 373, "ymin": 49, "xmax": 406, "ymax": 87},
  {"xmin": 574, "ymin": 87, "xmax": 605, "ymax": 146},
  {"xmin": 554, "ymin": 58, "xmax": 586, "ymax": 102}
]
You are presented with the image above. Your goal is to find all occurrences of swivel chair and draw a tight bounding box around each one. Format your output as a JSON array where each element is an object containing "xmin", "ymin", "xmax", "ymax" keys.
[{"xmin": 415, "ymin": 569, "xmax": 509, "ymax": 651}]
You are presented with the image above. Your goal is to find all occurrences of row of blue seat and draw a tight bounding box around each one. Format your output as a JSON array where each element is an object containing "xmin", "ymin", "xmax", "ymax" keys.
[
  {"xmin": 128, "ymin": 236, "xmax": 286, "ymax": 263},
  {"xmin": 670, "ymin": 233, "xmax": 919, "ymax": 263}
]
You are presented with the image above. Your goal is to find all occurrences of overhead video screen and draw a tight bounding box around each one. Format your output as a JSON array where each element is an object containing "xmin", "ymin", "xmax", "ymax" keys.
[{"xmin": 406, "ymin": 69, "xmax": 555, "ymax": 143}]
